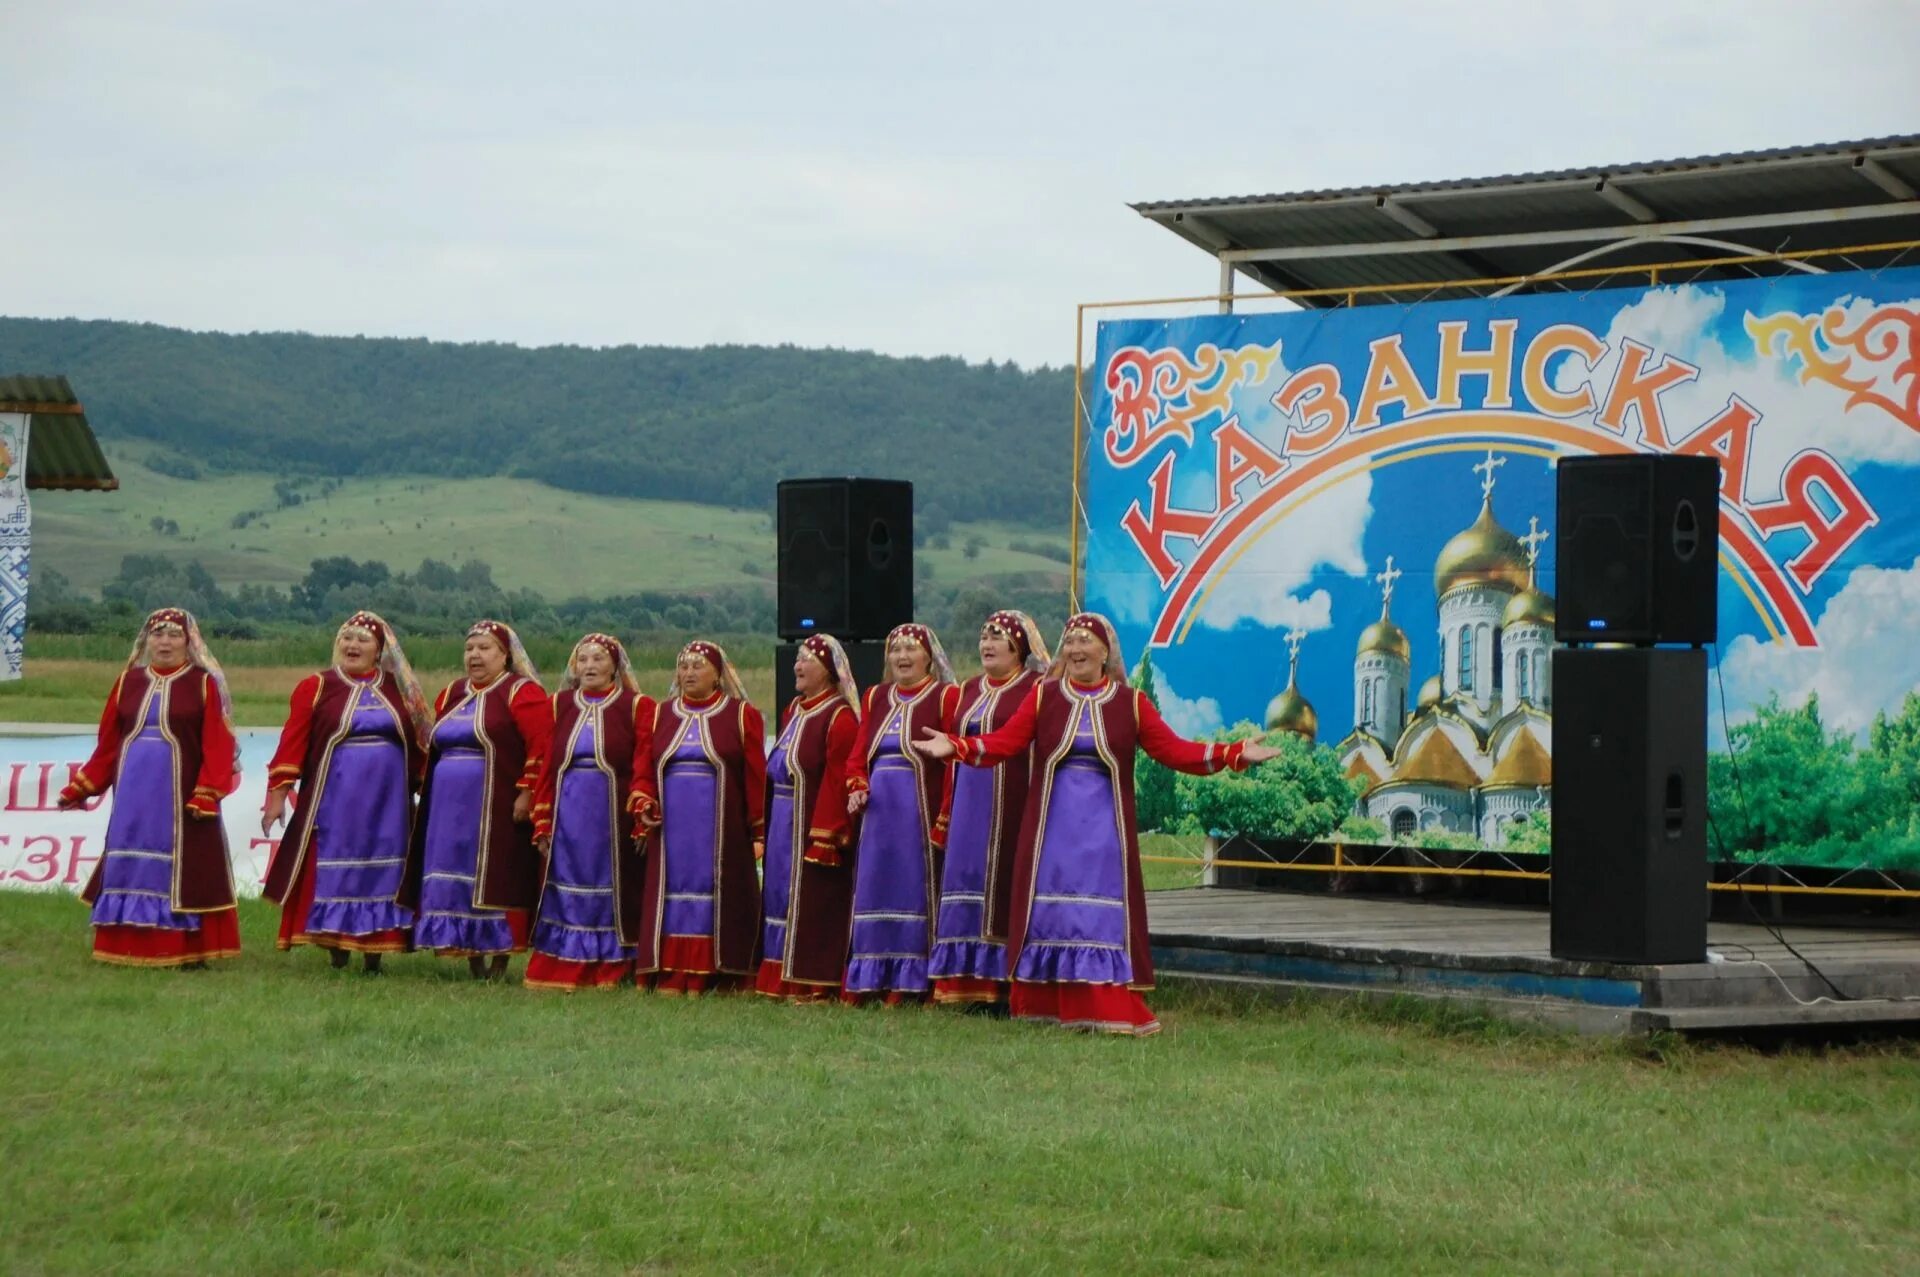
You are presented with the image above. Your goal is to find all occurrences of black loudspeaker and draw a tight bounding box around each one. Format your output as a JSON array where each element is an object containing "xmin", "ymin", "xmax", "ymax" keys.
[
  {"xmin": 777, "ymin": 478, "xmax": 913, "ymax": 641},
  {"xmin": 1550, "ymin": 647, "xmax": 1708, "ymax": 965},
  {"xmin": 1555, "ymin": 454, "xmax": 1719, "ymax": 645},
  {"xmin": 773, "ymin": 639, "xmax": 886, "ymax": 717}
]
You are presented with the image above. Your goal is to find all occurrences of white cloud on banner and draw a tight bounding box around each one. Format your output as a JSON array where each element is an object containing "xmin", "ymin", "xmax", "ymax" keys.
[
  {"xmin": 1191, "ymin": 471, "xmax": 1372, "ymax": 633},
  {"xmin": 1559, "ymin": 284, "xmax": 1920, "ymax": 485},
  {"xmin": 1719, "ymin": 555, "xmax": 1920, "ymax": 736},
  {"xmin": 1151, "ymin": 667, "xmax": 1226, "ymax": 739}
]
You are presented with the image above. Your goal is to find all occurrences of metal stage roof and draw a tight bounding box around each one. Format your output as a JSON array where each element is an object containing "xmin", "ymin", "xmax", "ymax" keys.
[
  {"xmin": 1132, "ymin": 134, "xmax": 1920, "ymax": 307},
  {"xmin": 0, "ymin": 375, "xmax": 118, "ymax": 491}
]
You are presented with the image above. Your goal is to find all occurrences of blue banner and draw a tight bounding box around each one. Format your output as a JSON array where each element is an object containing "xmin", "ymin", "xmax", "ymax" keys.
[{"xmin": 1085, "ymin": 267, "xmax": 1920, "ymax": 863}]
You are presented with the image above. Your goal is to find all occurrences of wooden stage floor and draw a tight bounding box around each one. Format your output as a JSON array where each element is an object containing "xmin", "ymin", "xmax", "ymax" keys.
[{"xmin": 1146, "ymin": 888, "xmax": 1920, "ymax": 1034}]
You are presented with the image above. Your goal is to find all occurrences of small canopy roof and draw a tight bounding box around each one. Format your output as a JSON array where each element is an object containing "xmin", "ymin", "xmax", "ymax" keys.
[{"xmin": 0, "ymin": 374, "xmax": 117, "ymax": 491}]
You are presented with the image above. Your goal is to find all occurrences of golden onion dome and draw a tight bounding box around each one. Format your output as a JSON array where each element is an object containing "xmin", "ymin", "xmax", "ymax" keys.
[
  {"xmin": 1356, "ymin": 616, "xmax": 1411, "ymax": 661},
  {"xmin": 1264, "ymin": 682, "xmax": 1318, "ymax": 741},
  {"xmin": 1434, "ymin": 499, "xmax": 1530, "ymax": 597},
  {"xmin": 1416, "ymin": 674, "xmax": 1443, "ymax": 711},
  {"xmin": 1502, "ymin": 586, "xmax": 1555, "ymax": 628}
]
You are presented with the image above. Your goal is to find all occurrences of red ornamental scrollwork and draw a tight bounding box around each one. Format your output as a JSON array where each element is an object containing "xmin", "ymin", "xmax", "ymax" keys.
[
  {"xmin": 1748, "ymin": 302, "xmax": 1920, "ymax": 434},
  {"xmin": 1102, "ymin": 340, "xmax": 1283, "ymax": 468}
]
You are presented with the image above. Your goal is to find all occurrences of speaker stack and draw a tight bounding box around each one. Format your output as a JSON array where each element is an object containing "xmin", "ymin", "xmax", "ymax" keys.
[
  {"xmin": 773, "ymin": 478, "xmax": 914, "ymax": 710},
  {"xmin": 1550, "ymin": 454, "xmax": 1718, "ymax": 964}
]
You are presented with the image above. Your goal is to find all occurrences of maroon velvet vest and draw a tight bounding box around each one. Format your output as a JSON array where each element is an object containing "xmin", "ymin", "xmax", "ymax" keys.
[
  {"xmin": 774, "ymin": 695, "xmax": 856, "ymax": 985},
  {"xmin": 79, "ymin": 666, "xmax": 235, "ymax": 912},
  {"xmin": 548, "ymin": 687, "xmax": 645, "ymax": 944},
  {"xmin": 638, "ymin": 694, "xmax": 760, "ymax": 973},
  {"xmin": 953, "ymin": 669, "xmax": 1040, "ymax": 938},
  {"xmin": 863, "ymin": 681, "xmax": 952, "ymax": 839},
  {"xmin": 401, "ymin": 674, "xmax": 540, "ymax": 913},
  {"xmin": 264, "ymin": 669, "xmax": 420, "ymax": 905},
  {"xmin": 1005, "ymin": 681, "xmax": 1154, "ymax": 988}
]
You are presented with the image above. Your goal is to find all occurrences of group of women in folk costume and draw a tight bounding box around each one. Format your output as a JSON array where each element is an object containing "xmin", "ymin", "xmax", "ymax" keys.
[
  {"xmin": 913, "ymin": 612, "xmax": 1278, "ymax": 1034},
  {"xmin": 66, "ymin": 607, "xmax": 1276, "ymax": 1034},
  {"xmin": 255, "ymin": 614, "xmax": 552, "ymax": 978}
]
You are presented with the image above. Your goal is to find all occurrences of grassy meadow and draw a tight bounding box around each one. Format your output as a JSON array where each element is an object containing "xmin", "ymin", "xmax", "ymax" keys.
[
  {"xmin": 30, "ymin": 453, "xmax": 1071, "ymax": 599},
  {"xmin": 3, "ymin": 894, "xmax": 1917, "ymax": 1274}
]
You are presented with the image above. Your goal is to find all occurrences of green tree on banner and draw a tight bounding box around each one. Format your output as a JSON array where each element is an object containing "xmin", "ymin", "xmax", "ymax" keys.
[
  {"xmin": 1172, "ymin": 727, "xmax": 1359, "ymax": 841},
  {"xmin": 1708, "ymin": 693, "xmax": 1920, "ymax": 871},
  {"xmin": 1132, "ymin": 650, "xmax": 1179, "ymax": 834},
  {"xmin": 1869, "ymin": 691, "xmax": 1920, "ymax": 810}
]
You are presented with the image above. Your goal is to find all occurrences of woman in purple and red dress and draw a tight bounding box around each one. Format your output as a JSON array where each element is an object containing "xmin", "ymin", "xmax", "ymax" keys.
[
  {"xmin": 842, "ymin": 623, "xmax": 961, "ymax": 1005},
  {"xmin": 630, "ymin": 640, "xmax": 765, "ymax": 995},
  {"xmin": 927, "ymin": 610, "xmax": 1049, "ymax": 1009},
  {"xmin": 261, "ymin": 610, "xmax": 430, "ymax": 973},
  {"xmin": 400, "ymin": 619, "xmax": 551, "ymax": 980},
  {"xmin": 755, "ymin": 633, "xmax": 861, "ymax": 1003},
  {"xmin": 524, "ymin": 633, "xmax": 654, "ymax": 991},
  {"xmin": 914, "ymin": 613, "xmax": 1278, "ymax": 1035},
  {"xmin": 58, "ymin": 608, "xmax": 243, "ymax": 968}
]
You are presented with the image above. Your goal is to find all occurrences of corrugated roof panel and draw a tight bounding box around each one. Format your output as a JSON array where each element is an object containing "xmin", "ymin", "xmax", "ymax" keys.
[
  {"xmin": 1142, "ymin": 135, "xmax": 1920, "ymax": 309},
  {"xmin": 0, "ymin": 374, "xmax": 119, "ymax": 491},
  {"xmin": 1133, "ymin": 133, "xmax": 1920, "ymax": 213}
]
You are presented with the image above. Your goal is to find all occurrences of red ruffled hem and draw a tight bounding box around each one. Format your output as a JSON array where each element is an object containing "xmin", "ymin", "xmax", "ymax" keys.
[
  {"xmin": 753, "ymin": 958, "xmax": 837, "ymax": 1002},
  {"xmin": 933, "ymin": 976, "xmax": 1006, "ymax": 1005},
  {"xmin": 525, "ymin": 954, "xmax": 633, "ymax": 990},
  {"xmin": 1010, "ymin": 982, "xmax": 1161, "ymax": 1036},
  {"xmin": 93, "ymin": 910, "xmax": 242, "ymax": 968},
  {"xmin": 637, "ymin": 936, "xmax": 749, "ymax": 994}
]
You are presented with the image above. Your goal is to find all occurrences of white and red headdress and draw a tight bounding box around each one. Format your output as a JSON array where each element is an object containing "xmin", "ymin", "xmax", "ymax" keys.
[
  {"xmin": 799, "ymin": 632, "xmax": 861, "ymax": 718},
  {"xmin": 674, "ymin": 639, "xmax": 748, "ymax": 702},
  {"xmin": 564, "ymin": 632, "xmax": 639, "ymax": 694},
  {"xmin": 338, "ymin": 610, "xmax": 432, "ymax": 749},
  {"xmin": 982, "ymin": 609, "xmax": 1051, "ymax": 674},
  {"xmin": 1049, "ymin": 612, "xmax": 1127, "ymax": 686},
  {"xmin": 884, "ymin": 622, "xmax": 955, "ymax": 686}
]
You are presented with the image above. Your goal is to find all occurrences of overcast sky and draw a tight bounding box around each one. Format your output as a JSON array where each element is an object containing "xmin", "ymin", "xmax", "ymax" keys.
[{"xmin": 5, "ymin": 1, "xmax": 1915, "ymax": 367}]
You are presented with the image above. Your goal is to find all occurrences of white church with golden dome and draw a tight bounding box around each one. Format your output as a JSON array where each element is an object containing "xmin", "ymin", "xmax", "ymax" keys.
[{"xmin": 1268, "ymin": 452, "xmax": 1554, "ymax": 843}]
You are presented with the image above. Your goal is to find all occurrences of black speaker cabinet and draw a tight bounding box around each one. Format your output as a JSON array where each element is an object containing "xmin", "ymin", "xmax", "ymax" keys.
[
  {"xmin": 1555, "ymin": 454, "xmax": 1719, "ymax": 646},
  {"xmin": 777, "ymin": 478, "xmax": 913, "ymax": 642},
  {"xmin": 1550, "ymin": 647, "xmax": 1708, "ymax": 965},
  {"xmin": 773, "ymin": 639, "xmax": 887, "ymax": 717}
]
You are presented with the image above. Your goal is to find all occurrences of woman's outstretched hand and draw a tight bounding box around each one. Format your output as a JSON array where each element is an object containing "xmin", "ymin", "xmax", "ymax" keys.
[
  {"xmin": 911, "ymin": 728, "xmax": 956, "ymax": 761},
  {"xmin": 1240, "ymin": 741, "xmax": 1282, "ymax": 765}
]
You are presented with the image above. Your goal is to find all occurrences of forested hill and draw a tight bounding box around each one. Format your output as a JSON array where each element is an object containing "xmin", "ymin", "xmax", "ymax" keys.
[{"xmin": 0, "ymin": 317, "xmax": 1074, "ymax": 523}]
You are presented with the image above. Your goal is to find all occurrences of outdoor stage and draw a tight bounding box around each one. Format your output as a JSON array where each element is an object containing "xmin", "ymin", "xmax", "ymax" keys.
[{"xmin": 1147, "ymin": 888, "xmax": 1920, "ymax": 1036}]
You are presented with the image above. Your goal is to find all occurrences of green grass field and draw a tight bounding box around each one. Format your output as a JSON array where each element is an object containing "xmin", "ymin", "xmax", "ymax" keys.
[
  {"xmin": 30, "ymin": 453, "xmax": 1072, "ymax": 599},
  {"xmin": 4, "ymin": 895, "xmax": 1916, "ymax": 1274}
]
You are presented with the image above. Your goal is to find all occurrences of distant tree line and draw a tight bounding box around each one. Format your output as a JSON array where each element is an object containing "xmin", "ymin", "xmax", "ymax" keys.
[
  {"xmin": 1, "ymin": 317, "xmax": 1074, "ymax": 524},
  {"xmin": 27, "ymin": 555, "xmax": 1072, "ymax": 656}
]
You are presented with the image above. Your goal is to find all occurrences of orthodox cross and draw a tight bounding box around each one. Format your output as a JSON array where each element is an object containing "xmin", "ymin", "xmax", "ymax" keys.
[
  {"xmin": 1473, "ymin": 450, "xmax": 1506, "ymax": 500},
  {"xmin": 1284, "ymin": 626, "xmax": 1307, "ymax": 678},
  {"xmin": 1520, "ymin": 516, "xmax": 1550, "ymax": 569},
  {"xmin": 1375, "ymin": 555, "xmax": 1402, "ymax": 616}
]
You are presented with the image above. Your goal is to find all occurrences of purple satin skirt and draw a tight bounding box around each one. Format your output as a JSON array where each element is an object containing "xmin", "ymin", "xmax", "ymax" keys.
[
  {"xmin": 1013, "ymin": 757, "xmax": 1134, "ymax": 986},
  {"xmin": 845, "ymin": 749, "xmax": 933, "ymax": 994},
  {"xmin": 532, "ymin": 762, "xmax": 633, "ymax": 963},
  {"xmin": 305, "ymin": 718, "xmax": 414, "ymax": 937},
  {"xmin": 928, "ymin": 762, "xmax": 1006, "ymax": 983},
  {"xmin": 91, "ymin": 717, "xmax": 200, "ymax": 932},
  {"xmin": 413, "ymin": 746, "xmax": 517, "ymax": 954}
]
